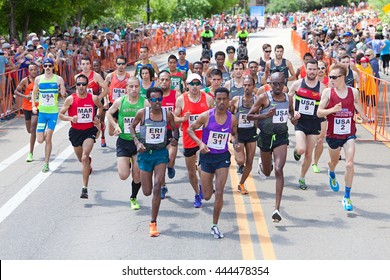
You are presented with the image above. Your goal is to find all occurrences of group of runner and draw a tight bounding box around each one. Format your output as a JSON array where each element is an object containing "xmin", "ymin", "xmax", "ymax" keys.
[{"xmin": 15, "ymin": 24, "xmax": 368, "ymax": 239}]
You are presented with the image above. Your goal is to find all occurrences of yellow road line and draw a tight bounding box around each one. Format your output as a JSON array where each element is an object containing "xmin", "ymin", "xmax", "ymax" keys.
[{"xmin": 229, "ymin": 147, "xmax": 276, "ymax": 260}]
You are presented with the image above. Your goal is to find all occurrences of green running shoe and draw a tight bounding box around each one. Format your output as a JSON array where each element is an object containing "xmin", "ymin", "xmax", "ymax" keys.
[
  {"xmin": 311, "ymin": 164, "xmax": 320, "ymax": 173},
  {"xmin": 42, "ymin": 163, "xmax": 49, "ymax": 173},
  {"xmin": 299, "ymin": 178, "xmax": 307, "ymax": 190},
  {"xmin": 130, "ymin": 198, "xmax": 140, "ymax": 210},
  {"xmin": 26, "ymin": 152, "xmax": 33, "ymax": 162}
]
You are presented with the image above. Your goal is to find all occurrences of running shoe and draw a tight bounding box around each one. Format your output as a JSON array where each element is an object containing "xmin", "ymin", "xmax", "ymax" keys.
[
  {"xmin": 238, "ymin": 183, "xmax": 249, "ymax": 194},
  {"xmin": 42, "ymin": 163, "xmax": 49, "ymax": 173},
  {"xmin": 293, "ymin": 149, "xmax": 301, "ymax": 161},
  {"xmin": 130, "ymin": 198, "xmax": 140, "ymax": 210},
  {"xmin": 257, "ymin": 158, "xmax": 267, "ymax": 180},
  {"xmin": 80, "ymin": 187, "xmax": 88, "ymax": 199},
  {"xmin": 211, "ymin": 225, "xmax": 224, "ymax": 239},
  {"xmin": 101, "ymin": 137, "xmax": 106, "ymax": 147},
  {"xmin": 298, "ymin": 178, "xmax": 307, "ymax": 190},
  {"xmin": 26, "ymin": 152, "xmax": 33, "ymax": 162},
  {"xmin": 328, "ymin": 170, "xmax": 340, "ymax": 192},
  {"xmin": 272, "ymin": 209, "xmax": 282, "ymax": 223},
  {"xmin": 312, "ymin": 164, "xmax": 320, "ymax": 173},
  {"xmin": 161, "ymin": 186, "xmax": 168, "ymax": 199},
  {"xmin": 167, "ymin": 167, "xmax": 175, "ymax": 179},
  {"xmin": 342, "ymin": 197, "xmax": 353, "ymax": 211},
  {"xmin": 149, "ymin": 222, "xmax": 159, "ymax": 237},
  {"xmin": 237, "ymin": 165, "xmax": 245, "ymax": 174},
  {"xmin": 194, "ymin": 194, "xmax": 202, "ymax": 208},
  {"xmin": 89, "ymin": 156, "xmax": 92, "ymax": 175},
  {"xmin": 199, "ymin": 184, "xmax": 203, "ymax": 200}
]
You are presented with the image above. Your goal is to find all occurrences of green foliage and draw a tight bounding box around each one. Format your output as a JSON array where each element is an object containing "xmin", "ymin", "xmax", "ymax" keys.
[
  {"xmin": 151, "ymin": 0, "xmax": 178, "ymax": 22},
  {"xmin": 368, "ymin": 0, "xmax": 390, "ymax": 25}
]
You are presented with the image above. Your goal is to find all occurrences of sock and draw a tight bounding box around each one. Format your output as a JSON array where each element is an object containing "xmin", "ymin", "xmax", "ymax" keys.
[
  {"xmin": 344, "ymin": 186, "xmax": 351, "ymax": 198},
  {"xmin": 329, "ymin": 170, "xmax": 335, "ymax": 179},
  {"xmin": 151, "ymin": 220, "xmax": 156, "ymax": 224},
  {"xmin": 212, "ymin": 223, "xmax": 217, "ymax": 228},
  {"xmin": 299, "ymin": 177, "xmax": 305, "ymax": 182},
  {"xmin": 131, "ymin": 181, "xmax": 141, "ymax": 199}
]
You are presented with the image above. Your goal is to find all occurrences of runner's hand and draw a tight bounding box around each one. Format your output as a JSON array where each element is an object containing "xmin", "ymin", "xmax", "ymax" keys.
[
  {"xmin": 136, "ymin": 142, "xmax": 147, "ymax": 153},
  {"xmin": 199, "ymin": 142, "xmax": 210, "ymax": 154}
]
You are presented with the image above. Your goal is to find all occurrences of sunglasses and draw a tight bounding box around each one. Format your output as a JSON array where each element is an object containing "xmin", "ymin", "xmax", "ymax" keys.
[
  {"xmin": 43, "ymin": 64, "xmax": 53, "ymax": 68},
  {"xmin": 188, "ymin": 81, "xmax": 201, "ymax": 86},
  {"xmin": 319, "ymin": 67, "xmax": 326, "ymax": 70},
  {"xmin": 271, "ymin": 81, "xmax": 284, "ymax": 87},
  {"xmin": 228, "ymin": 51, "xmax": 235, "ymax": 54},
  {"xmin": 179, "ymin": 52, "xmax": 185, "ymax": 55},
  {"xmin": 116, "ymin": 62, "xmax": 126, "ymax": 65},
  {"xmin": 202, "ymin": 61, "xmax": 210, "ymax": 64},
  {"xmin": 329, "ymin": 75, "xmax": 343, "ymax": 80},
  {"xmin": 76, "ymin": 82, "xmax": 88, "ymax": 86},
  {"xmin": 149, "ymin": 97, "xmax": 163, "ymax": 102},
  {"xmin": 264, "ymin": 50, "xmax": 272, "ymax": 53}
]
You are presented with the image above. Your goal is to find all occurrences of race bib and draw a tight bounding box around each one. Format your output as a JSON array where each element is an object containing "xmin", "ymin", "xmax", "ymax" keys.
[
  {"xmin": 272, "ymin": 109, "xmax": 289, "ymax": 124},
  {"xmin": 206, "ymin": 131, "xmax": 229, "ymax": 150},
  {"xmin": 30, "ymin": 93, "xmax": 39, "ymax": 103},
  {"xmin": 189, "ymin": 114, "xmax": 202, "ymax": 131},
  {"xmin": 77, "ymin": 107, "xmax": 93, "ymax": 123},
  {"xmin": 333, "ymin": 117, "xmax": 351, "ymax": 135},
  {"xmin": 145, "ymin": 126, "xmax": 166, "ymax": 144},
  {"xmin": 112, "ymin": 88, "xmax": 126, "ymax": 100},
  {"xmin": 238, "ymin": 113, "xmax": 254, "ymax": 128},
  {"xmin": 298, "ymin": 98, "xmax": 316, "ymax": 115},
  {"xmin": 162, "ymin": 105, "xmax": 174, "ymax": 114},
  {"xmin": 123, "ymin": 117, "xmax": 140, "ymax": 134},
  {"xmin": 41, "ymin": 93, "xmax": 55, "ymax": 106}
]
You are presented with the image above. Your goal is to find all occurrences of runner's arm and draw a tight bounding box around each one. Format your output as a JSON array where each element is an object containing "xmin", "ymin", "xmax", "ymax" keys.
[
  {"xmin": 317, "ymin": 89, "xmax": 334, "ymax": 118},
  {"xmin": 92, "ymin": 95, "xmax": 103, "ymax": 124},
  {"xmin": 107, "ymin": 97, "xmax": 121, "ymax": 132},
  {"xmin": 14, "ymin": 78, "xmax": 28, "ymax": 99},
  {"xmin": 31, "ymin": 77, "xmax": 40, "ymax": 114},
  {"xmin": 96, "ymin": 73, "xmax": 108, "ymax": 99},
  {"xmin": 130, "ymin": 109, "xmax": 146, "ymax": 152},
  {"xmin": 287, "ymin": 60, "xmax": 296, "ymax": 81},
  {"xmin": 59, "ymin": 96, "xmax": 75, "ymax": 122}
]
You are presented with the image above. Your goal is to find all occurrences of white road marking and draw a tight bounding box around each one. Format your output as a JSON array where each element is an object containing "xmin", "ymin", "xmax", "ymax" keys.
[
  {"xmin": 0, "ymin": 121, "xmax": 68, "ymax": 173},
  {"xmin": 0, "ymin": 145, "xmax": 74, "ymax": 225}
]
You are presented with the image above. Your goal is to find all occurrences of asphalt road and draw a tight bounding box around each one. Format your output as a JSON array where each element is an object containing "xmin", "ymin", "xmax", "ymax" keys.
[{"xmin": 1, "ymin": 28, "xmax": 390, "ymax": 262}]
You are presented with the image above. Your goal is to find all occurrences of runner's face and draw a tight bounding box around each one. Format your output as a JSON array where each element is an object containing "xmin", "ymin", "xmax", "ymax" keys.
[
  {"xmin": 275, "ymin": 48, "xmax": 284, "ymax": 59},
  {"xmin": 339, "ymin": 58, "xmax": 350, "ymax": 69},
  {"xmin": 141, "ymin": 69, "xmax": 150, "ymax": 80},
  {"xmin": 248, "ymin": 63, "xmax": 258, "ymax": 76},
  {"xmin": 210, "ymin": 75, "xmax": 222, "ymax": 87},
  {"xmin": 158, "ymin": 73, "xmax": 171, "ymax": 90},
  {"xmin": 168, "ymin": 59, "xmax": 176, "ymax": 71},
  {"xmin": 28, "ymin": 66, "xmax": 38, "ymax": 78},
  {"xmin": 127, "ymin": 80, "xmax": 140, "ymax": 97},
  {"xmin": 243, "ymin": 79, "xmax": 255, "ymax": 95},
  {"xmin": 116, "ymin": 59, "xmax": 126, "ymax": 72},
  {"xmin": 188, "ymin": 79, "xmax": 201, "ymax": 95},
  {"xmin": 76, "ymin": 78, "xmax": 88, "ymax": 94},
  {"xmin": 233, "ymin": 65, "xmax": 244, "ymax": 78},
  {"xmin": 306, "ymin": 63, "xmax": 318, "ymax": 81},
  {"xmin": 215, "ymin": 91, "xmax": 229, "ymax": 111},
  {"xmin": 81, "ymin": 60, "xmax": 91, "ymax": 72},
  {"xmin": 140, "ymin": 48, "xmax": 148, "ymax": 59},
  {"xmin": 270, "ymin": 76, "xmax": 284, "ymax": 95},
  {"xmin": 329, "ymin": 69, "xmax": 344, "ymax": 88},
  {"xmin": 317, "ymin": 63, "xmax": 325, "ymax": 77},
  {"xmin": 149, "ymin": 92, "xmax": 162, "ymax": 110},
  {"xmin": 193, "ymin": 64, "xmax": 203, "ymax": 74},
  {"xmin": 215, "ymin": 55, "xmax": 225, "ymax": 66},
  {"xmin": 92, "ymin": 62, "xmax": 100, "ymax": 73}
]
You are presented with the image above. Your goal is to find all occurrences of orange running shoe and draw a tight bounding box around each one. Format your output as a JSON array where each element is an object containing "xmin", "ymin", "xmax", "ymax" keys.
[
  {"xmin": 238, "ymin": 184, "xmax": 248, "ymax": 195},
  {"xmin": 149, "ymin": 222, "xmax": 159, "ymax": 237}
]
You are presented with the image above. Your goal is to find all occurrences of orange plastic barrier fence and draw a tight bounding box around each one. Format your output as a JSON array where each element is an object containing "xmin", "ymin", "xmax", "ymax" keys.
[{"xmin": 291, "ymin": 30, "xmax": 390, "ymax": 142}]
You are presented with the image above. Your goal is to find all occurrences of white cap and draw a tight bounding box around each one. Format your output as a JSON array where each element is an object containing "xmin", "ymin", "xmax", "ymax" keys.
[{"xmin": 186, "ymin": 73, "xmax": 202, "ymax": 83}]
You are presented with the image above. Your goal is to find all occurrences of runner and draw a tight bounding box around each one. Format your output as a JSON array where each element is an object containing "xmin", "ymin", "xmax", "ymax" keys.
[
  {"xmin": 176, "ymin": 47, "xmax": 193, "ymax": 77},
  {"xmin": 288, "ymin": 59, "xmax": 326, "ymax": 189},
  {"xmin": 107, "ymin": 77, "xmax": 149, "ymax": 210},
  {"xmin": 187, "ymin": 87, "xmax": 241, "ymax": 238},
  {"xmin": 59, "ymin": 74, "xmax": 103, "ymax": 199},
  {"xmin": 166, "ymin": 54, "xmax": 185, "ymax": 94},
  {"xmin": 130, "ymin": 87, "xmax": 178, "ymax": 237},
  {"xmin": 264, "ymin": 44, "xmax": 296, "ymax": 85},
  {"xmin": 13, "ymin": 63, "xmax": 39, "ymax": 162},
  {"xmin": 192, "ymin": 61, "xmax": 208, "ymax": 89},
  {"xmin": 295, "ymin": 52, "xmax": 313, "ymax": 79},
  {"xmin": 259, "ymin": 44, "xmax": 272, "ymax": 79},
  {"xmin": 32, "ymin": 58, "xmax": 66, "ymax": 172},
  {"xmin": 75, "ymin": 57, "xmax": 108, "ymax": 146},
  {"xmin": 230, "ymin": 77, "xmax": 258, "ymax": 192},
  {"xmin": 317, "ymin": 64, "xmax": 368, "ymax": 211},
  {"xmin": 337, "ymin": 54, "xmax": 360, "ymax": 88},
  {"xmin": 139, "ymin": 65, "xmax": 155, "ymax": 99},
  {"xmin": 105, "ymin": 56, "xmax": 131, "ymax": 137},
  {"xmin": 92, "ymin": 59, "xmax": 109, "ymax": 147},
  {"xmin": 158, "ymin": 70, "xmax": 181, "ymax": 199},
  {"xmin": 175, "ymin": 73, "xmax": 214, "ymax": 207},
  {"xmin": 201, "ymin": 69, "xmax": 223, "ymax": 99},
  {"xmin": 134, "ymin": 46, "xmax": 159, "ymax": 78},
  {"xmin": 223, "ymin": 61, "xmax": 244, "ymax": 100},
  {"xmin": 206, "ymin": 51, "xmax": 230, "ymax": 85},
  {"xmin": 247, "ymin": 72, "xmax": 296, "ymax": 222},
  {"xmin": 246, "ymin": 61, "xmax": 263, "ymax": 89}
]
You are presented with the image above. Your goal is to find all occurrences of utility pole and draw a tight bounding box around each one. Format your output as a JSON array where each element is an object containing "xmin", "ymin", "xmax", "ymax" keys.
[{"xmin": 147, "ymin": 0, "xmax": 151, "ymax": 23}]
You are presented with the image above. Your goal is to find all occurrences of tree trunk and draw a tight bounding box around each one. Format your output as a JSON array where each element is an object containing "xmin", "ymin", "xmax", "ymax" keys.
[
  {"xmin": 22, "ymin": 15, "xmax": 30, "ymax": 45},
  {"xmin": 8, "ymin": 0, "xmax": 19, "ymax": 41}
]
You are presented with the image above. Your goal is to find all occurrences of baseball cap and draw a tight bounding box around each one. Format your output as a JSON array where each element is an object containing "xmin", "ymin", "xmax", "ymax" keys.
[
  {"xmin": 186, "ymin": 73, "xmax": 202, "ymax": 83},
  {"xmin": 32, "ymin": 36, "xmax": 39, "ymax": 41},
  {"xmin": 2, "ymin": 42, "xmax": 11, "ymax": 48},
  {"xmin": 43, "ymin": 58, "xmax": 54, "ymax": 65},
  {"xmin": 360, "ymin": 56, "xmax": 370, "ymax": 63},
  {"xmin": 343, "ymin": 32, "xmax": 352, "ymax": 37},
  {"xmin": 37, "ymin": 45, "xmax": 44, "ymax": 49},
  {"xmin": 178, "ymin": 47, "xmax": 186, "ymax": 54}
]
